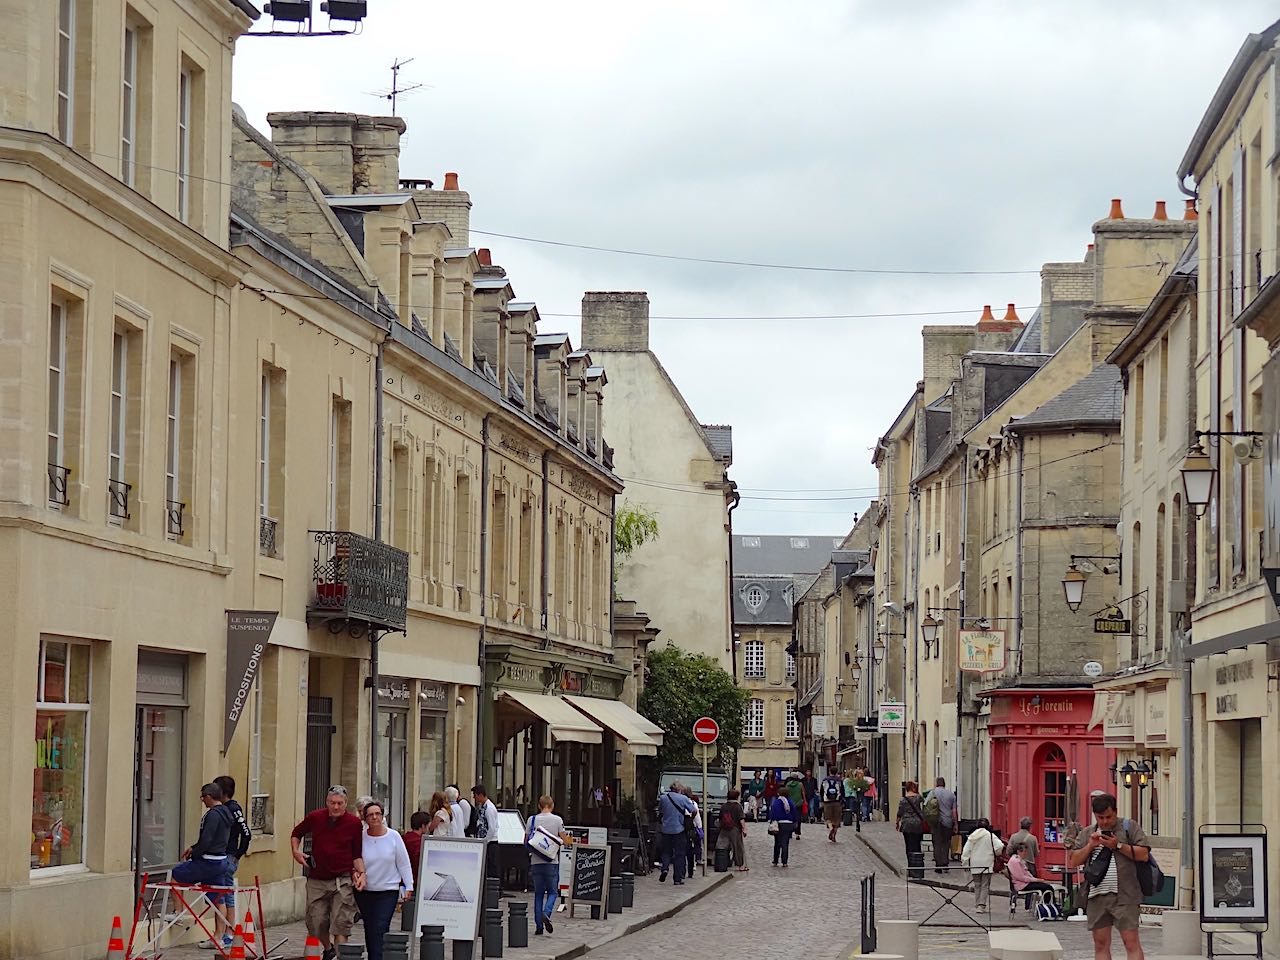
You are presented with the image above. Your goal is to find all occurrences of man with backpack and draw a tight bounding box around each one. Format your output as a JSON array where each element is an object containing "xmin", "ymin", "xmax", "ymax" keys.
[
  {"xmin": 716, "ymin": 788, "xmax": 747, "ymax": 870},
  {"xmin": 820, "ymin": 769, "xmax": 846, "ymax": 842},
  {"xmin": 1067, "ymin": 793, "xmax": 1153, "ymax": 960},
  {"xmin": 922, "ymin": 777, "xmax": 957, "ymax": 873},
  {"xmin": 657, "ymin": 781, "xmax": 695, "ymax": 885}
]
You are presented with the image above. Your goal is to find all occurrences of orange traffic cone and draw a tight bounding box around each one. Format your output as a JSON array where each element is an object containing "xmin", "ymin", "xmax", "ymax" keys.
[
  {"xmin": 304, "ymin": 935, "xmax": 324, "ymax": 960},
  {"xmin": 105, "ymin": 916, "xmax": 126, "ymax": 960},
  {"xmin": 228, "ymin": 924, "xmax": 246, "ymax": 960},
  {"xmin": 241, "ymin": 910, "xmax": 258, "ymax": 957}
]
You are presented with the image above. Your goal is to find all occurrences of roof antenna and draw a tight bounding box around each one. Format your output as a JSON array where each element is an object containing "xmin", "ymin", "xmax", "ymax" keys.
[{"xmin": 367, "ymin": 58, "xmax": 425, "ymax": 117}]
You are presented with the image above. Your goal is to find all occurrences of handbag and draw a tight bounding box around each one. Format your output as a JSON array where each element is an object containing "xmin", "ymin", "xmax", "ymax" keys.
[
  {"xmin": 767, "ymin": 820, "xmax": 780, "ymax": 835},
  {"xmin": 525, "ymin": 815, "xmax": 562, "ymax": 863},
  {"xmin": 991, "ymin": 833, "xmax": 1009, "ymax": 874}
]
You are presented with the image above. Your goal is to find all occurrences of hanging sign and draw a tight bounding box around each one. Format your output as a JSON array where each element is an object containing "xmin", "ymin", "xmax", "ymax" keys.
[
  {"xmin": 223, "ymin": 610, "xmax": 278, "ymax": 752},
  {"xmin": 958, "ymin": 629, "xmax": 1006, "ymax": 673},
  {"xmin": 1094, "ymin": 617, "xmax": 1132, "ymax": 634},
  {"xmin": 878, "ymin": 701, "xmax": 906, "ymax": 733}
]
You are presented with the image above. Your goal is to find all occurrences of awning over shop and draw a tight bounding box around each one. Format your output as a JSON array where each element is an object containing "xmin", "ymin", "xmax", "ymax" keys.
[
  {"xmin": 631, "ymin": 713, "xmax": 665, "ymax": 746},
  {"xmin": 499, "ymin": 690, "xmax": 603, "ymax": 743},
  {"xmin": 566, "ymin": 696, "xmax": 660, "ymax": 756},
  {"xmin": 798, "ymin": 678, "xmax": 822, "ymax": 709}
]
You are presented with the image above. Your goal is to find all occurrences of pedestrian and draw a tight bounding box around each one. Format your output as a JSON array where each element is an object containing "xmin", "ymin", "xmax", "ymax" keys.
[
  {"xmin": 864, "ymin": 771, "xmax": 878, "ymax": 821},
  {"xmin": 928, "ymin": 777, "xmax": 958, "ymax": 874},
  {"xmin": 173, "ymin": 782, "xmax": 235, "ymax": 951},
  {"xmin": 445, "ymin": 785, "xmax": 470, "ymax": 838},
  {"xmin": 716, "ymin": 788, "xmax": 748, "ymax": 871},
  {"xmin": 526, "ymin": 794, "xmax": 572, "ymax": 936},
  {"xmin": 290, "ymin": 785, "xmax": 366, "ymax": 960},
  {"xmin": 895, "ymin": 780, "xmax": 928, "ymax": 881},
  {"xmin": 746, "ymin": 771, "xmax": 765, "ymax": 819},
  {"xmin": 1067, "ymin": 793, "xmax": 1150, "ymax": 960},
  {"xmin": 402, "ymin": 810, "xmax": 429, "ymax": 890},
  {"xmin": 961, "ymin": 817, "xmax": 1003, "ymax": 914},
  {"xmin": 470, "ymin": 785, "xmax": 499, "ymax": 839},
  {"xmin": 1007, "ymin": 815, "xmax": 1041, "ymax": 879},
  {"xmin": 848, "ymin": 767, "xmax": 871, "ymax": 823},
  {"xmin": 355, "ymin": 795, "xmax": 375, "ymax": 824},
  {"xmin": 657, "ymin": 780, "xmax": 695, "ymax": 885},
  {"xmin": 1007, "ymin": 843, "xmax": 1058, "ymax": 914},
  {"xmin": 802, "ymin": 768, "xmax": 820, "ymax": 823},
  {"xmin": 681, "ymin": 788, "xmax": 703, "ymax": 875},
  {"xmin": 356, "ymin": 801, "xmax": 413, "ymax": 960},
  {"xmin": 763, "ymin": 770, "xmax": 779, "ymax": 804},
  {"xmin": 768, "ymin": 787, "xmax": 795, "ymax": 866},
  {"xmin": 784, "ymin": 773, "xmax": 805, "ymax": 838},
  {"xmin": 843, "ymin": 768, "xmax": 860, "ymax": 821},
  {"xmin": 212, "ymin": 775, "xmax": 252, "ymax": 945},
  {"xmin": 425, "ymin": 791, "xmax": 453, "ymax": 837},
  {"xmin": 820, "ymin": 768, "xmax": 846, "ymax": 842}
]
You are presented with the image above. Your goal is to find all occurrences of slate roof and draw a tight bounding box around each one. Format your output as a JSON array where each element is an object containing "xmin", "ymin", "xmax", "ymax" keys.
[
  {"xmin": 701, "ymin": 424, "xmax": 733, "ymax": 462},
  {"xmin": 1011, "ymin": 307, "xmax": 1044, "ymax": 353},
  {"xmin": 733, "ymin": 534, "xmax": 846, "ymax": 576},
  {"xmin": 1011, "ymin": 363, "xmax": 1123, "ymax": 431},
  {"xmin": 733, "ymin": 575, "xmax": 797, "ymax": 624}
]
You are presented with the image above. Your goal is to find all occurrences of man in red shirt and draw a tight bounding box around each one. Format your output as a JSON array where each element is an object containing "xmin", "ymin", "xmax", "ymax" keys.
[
  {"xmin": 291, "ymin": 785, "xmax": 367, "ymax": 960},
  {"xmin": 402, "ymin": 811, "xmax": 429, "ymax": 890}
]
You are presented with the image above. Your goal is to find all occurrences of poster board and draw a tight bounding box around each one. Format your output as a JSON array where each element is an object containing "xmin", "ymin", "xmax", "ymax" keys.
[
  {"xmin": 412, "ymin": 836, "xmax": 487, "ymax": 941},
  {"xmin": 494, "ymin": 809, "xmax": 526, "ymax": 845},
  {"xmin": 567, "ymin": 843, "xmax": 610, "ymax": 918},
  {"xmin": 1200, "ymin": 832, "xmax": 1269, "ymax": 926},
  {"xmin": 558, "ymin": 826, "xmax": 607, "ymax": 899}
]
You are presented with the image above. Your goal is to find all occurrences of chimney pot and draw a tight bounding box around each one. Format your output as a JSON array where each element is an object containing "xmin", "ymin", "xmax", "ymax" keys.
[
  {"xmin": 477, "ymin": 248, "xmax": 492, "ymax": 266},
  {"xmin": 1184, "ymin": 198, "xmax": 1198, "ymax": 221},
  {"xmin": 1108, "ymin": 198, "xmax": 1125, "ymax": 219},
  {"xmin": 1087, "ymin": 243, "xmax": 1095, "ymax": 251},
  {"xmin": 978, "ymin": 304, "xmax": 996, "ymax": 323},
  {"xmin": 1003, "ymin": 303, "xmax": 1020, "ymax": 323},
  {"xmin": 443, "ymin": 171, "xmax": 460, "ymax": 191},
  {"xmin": 1153, "ymin": 200, "xmax": 1168, "ymax": 220}
]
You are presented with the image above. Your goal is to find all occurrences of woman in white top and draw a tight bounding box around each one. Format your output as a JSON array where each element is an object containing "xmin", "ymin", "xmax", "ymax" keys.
[
  {"xmin": 445, "ymin": 785, "xmax": 468, "ymax": 838},
  {"xmin": 426, "ymin": 791, "xmax": 453, "ymax": 837},
  {"xmin": 358, "ymin": 801, "xmax": 414, "ymax": 960},
  {"xmin": 960, "ymin": 817, "xmax": 1005, "ymax": 914}
]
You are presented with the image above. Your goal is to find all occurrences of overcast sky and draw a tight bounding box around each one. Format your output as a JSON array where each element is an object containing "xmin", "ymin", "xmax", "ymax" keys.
[{"xmin": 233, "ymin": 1, "xmax": 1275, "ymax": 536}]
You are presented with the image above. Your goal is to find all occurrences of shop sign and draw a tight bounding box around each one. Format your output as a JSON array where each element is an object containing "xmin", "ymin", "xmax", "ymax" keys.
[
  {"xmin": 811, "ymin": 715, "xmax": 829, "ymax": 736},
  {"xmin": 1145, "ymin": 687, "xmax": 1168, "ymax": 744},
  {"xmin": 1208, "ymin": 646, "xmax": 1268, "ymax": 721},
  {"xmin": 878, "ymin": 701, "xmax": 906, "ymax": 733},
  {"xmin": 1018, "ymin": 695, "xmax": 1081, "ymax": 719},
  {"xmin": 1094, "ymin": 616, "xmax": 1132, "ymax": 634},
  {"xmin": 561, "ymin": 671, "xmax": 585, "ymax": 693},
  {"xmin": 585, "ymin": 675, "xmax": 614, "ymax": 698},
  {"xmin": 502, "ymin": 662, "xmax": 544, "ymax": 690},
  {"xmin": 378, "ymin": 676, "xmax": 412, "ymax": 707},
  {"xmin": 223, "ymin": 610, "xmax": 278, "ymax": 753},
  {"xmin": 958, "ymin": 629, "xmax": 1006, "ymax": 673},
  {"xmin": 419, "ymin": 680, "xmax": 450, "ymax": 713},
  {"xmin": 1104, "ymin": 693, "xmax": 1135, "ymax": 744}
]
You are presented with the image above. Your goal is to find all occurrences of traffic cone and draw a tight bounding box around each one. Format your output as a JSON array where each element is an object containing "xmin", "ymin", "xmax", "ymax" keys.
[
  {"xmin": 241, "ymin": 910, "xmax": 257, "ymax": 957},
  {"xmin": 303, "ymin": 935, "xmax": 324, "ymax": 960},
  {"xmin": 228, "ymin": 924, "xmax": 246, "ymax": 960},
  {"xmin": 105, "ymin": 916, "xmax": 126, "ymax": 960}
]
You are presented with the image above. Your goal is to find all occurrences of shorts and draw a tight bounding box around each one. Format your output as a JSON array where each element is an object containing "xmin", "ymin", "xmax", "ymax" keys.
[
  {"xmin": 1085, "ymin": 891, "xmax": 1140, "ymax": 931},
  {"xmin": 216, "ymin": 856, "xmax": 239, "ymax": 908},
  {"xmin": 305, "ymin": 875, "xmax": 357, "ymax": 939},
  {"xmin": 822, "ymin": 801, "xmax": 844, "ymax": 825}
]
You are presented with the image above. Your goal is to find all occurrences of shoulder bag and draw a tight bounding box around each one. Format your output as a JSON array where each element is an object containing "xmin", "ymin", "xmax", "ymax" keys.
[
  {"xmin": 1124, "ymin": 819, "xmax": 1163, "ymax": 897},
  {"xmin": 525, "ymin": 814, "xmax": 563, "ymax": 863}
]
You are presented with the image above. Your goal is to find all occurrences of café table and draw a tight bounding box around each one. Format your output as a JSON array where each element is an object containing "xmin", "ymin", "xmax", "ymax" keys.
[{"xmin": 1044, "ymin": 864, "xmax": 1087, "ymax": 920}]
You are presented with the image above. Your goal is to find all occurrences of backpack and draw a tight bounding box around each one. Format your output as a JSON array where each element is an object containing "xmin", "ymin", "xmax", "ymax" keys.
[
  {"xmin": 921, "ymin": 794, "xmax": 941, "ymax": 827},
  {"xmin": 823, "ymin": 778, "xmax": 841, "ymax": 802},
  {"xmin": 720, "ymin": 806, "xmax": 735, "ymax": 830},
  {"xmin": 1125, "ymin": 819, "xmax": 1164, "ymax": 897}
]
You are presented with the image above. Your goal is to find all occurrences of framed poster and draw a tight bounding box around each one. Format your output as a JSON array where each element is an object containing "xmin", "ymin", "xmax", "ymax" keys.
[
  {"xmin": 1200, "ymin": 833, "xmax": 1268, "ymax": 925},
  {"xmin": 412, "ymin": 836, "xmax": 487, "ymax": 941}
]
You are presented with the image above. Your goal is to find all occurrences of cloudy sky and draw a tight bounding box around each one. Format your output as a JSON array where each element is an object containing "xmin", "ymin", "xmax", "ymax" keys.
[{"xmin": 233, "ymin": 1, "xmax": 1274, "ymax": 536}]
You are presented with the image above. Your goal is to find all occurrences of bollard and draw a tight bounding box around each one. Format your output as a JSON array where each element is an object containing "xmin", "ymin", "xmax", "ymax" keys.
[
  {"xmin": 506, "ymin": 902, "xmax": 528, "ymax": 949},
  {"xmin": 384, "ymin": 932, "xmax": 410, "ymax": 960},
  {"xmin": 419, "ymin": 925, "xmax": 445, "ymax": 960},
  {"xmin": 621, "ymin": 872, "xmax": 634, "ymax": 909},
  {"xmin": 450, "ymin": 939, "xmax": 472, "ymax": 960},
  {"xmin": 876, "ymin": 920, "xmax": 919, "ymax": 960},
  {"xmin": 608, "ymin": 877, "xmax": 623, "ymax": 915},
  {"xmin": 336, "ymin": 944, "xmax": 365, "ymax": 960},
  {"xmin": 482, "ymin": 908, "xmax": 503, "ymax": 958},
  {"xmin": 484, "ymin": 878, "xmax": 501, "ymax": 911}
]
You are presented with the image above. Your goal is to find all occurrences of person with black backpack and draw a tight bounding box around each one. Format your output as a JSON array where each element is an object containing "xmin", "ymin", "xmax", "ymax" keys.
[
  {"xmin": 1067, "ymin": 793, "xmax": 1152, "ymax": 960},
  {"xmin": 820, "ymin": 769, "xmax": 846, "ymax": 842}
]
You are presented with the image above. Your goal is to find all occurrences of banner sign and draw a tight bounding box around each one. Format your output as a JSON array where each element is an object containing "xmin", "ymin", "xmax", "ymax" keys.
[
  {"xmin": 958, "ymin": 629, "xmax": 1006, "ymax": 673},
  {"xmin": 223, "ymin": 610, "xmax": 278, "ymax": 752}
]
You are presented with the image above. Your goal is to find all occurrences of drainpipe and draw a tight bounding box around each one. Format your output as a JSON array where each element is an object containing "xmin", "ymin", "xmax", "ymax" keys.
[
  {"xmin": 909, "ymin": 487, "xmax": 921, "ymax": 781},
  {"xmin": 370, "ymin": 333, "xmax": 388, "ymax": 797},
  {"xmin": 540, "ymin": 452, "xmax": 551, "ymax": 635},
  {"xmin": 956, "ymin": 442, "xmax": 969, "ymax": 804},
  {"xmin": 1012, "ymin": 433, "xmax": 1025, "ymax": 677},
  {"xmin": 477, "ymin": 414, "xmax": 491, "ymax": 784},
  {"xmin": 727, "ymin": 483, "xmax": 742, "ymax": 681},
  {"xmin": 609, "ymin": 493, "xmax": 617, "ymax": 640},
  {"xmin": 1175, "ymin": 618, "xmax": 1195, "ymax": 910}
]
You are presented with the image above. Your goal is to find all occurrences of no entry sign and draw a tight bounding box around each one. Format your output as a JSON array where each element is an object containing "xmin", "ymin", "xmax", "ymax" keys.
[{"xmin": 692, "ymin": 716, "xmax": 719, "ymax": 745}]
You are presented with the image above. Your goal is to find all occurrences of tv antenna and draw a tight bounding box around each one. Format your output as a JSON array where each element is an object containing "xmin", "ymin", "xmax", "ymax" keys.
[{"xmin": 368, "ymin": 58, "xmax": 425, "ymax": 117}]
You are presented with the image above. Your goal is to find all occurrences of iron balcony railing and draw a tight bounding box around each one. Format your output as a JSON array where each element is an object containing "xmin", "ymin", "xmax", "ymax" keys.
[
  {"xmin": 107, "ymin": 478, "xmax": 132, "ymax": 520},
  {"xmin": 259, "ymin": 515, "xmax": 278, "ymax": 556},
  {"xmin": 309, "ymin": 530, "xmax": 409, "ymax": 633},
  {"xmin": 166, "ymin": 500, "xmax": 186, "ymax": 539},
  {"xmin": 47, "ymin": 463, "xmax": 71, "ymax": 507}
]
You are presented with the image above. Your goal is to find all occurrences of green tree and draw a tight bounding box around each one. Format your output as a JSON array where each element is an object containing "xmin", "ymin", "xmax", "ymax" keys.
[
  {"xmin": 639, "ymin": 642, "xmax": 749, "ymax": 774},
  {"xmin": 613, "ymin": 502, "xmax": 659, "ymax": 595}
]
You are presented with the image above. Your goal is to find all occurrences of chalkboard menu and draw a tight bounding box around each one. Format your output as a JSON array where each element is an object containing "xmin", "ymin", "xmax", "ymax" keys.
[{"xmin": 568, "ymin": 843, "xmax": 610, "ymax": 918}]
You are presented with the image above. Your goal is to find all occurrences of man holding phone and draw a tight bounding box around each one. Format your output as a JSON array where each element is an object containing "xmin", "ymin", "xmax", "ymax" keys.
[{"xmin": 1067, "ymin": 793, "xmax": 1149, "ymax": 960}]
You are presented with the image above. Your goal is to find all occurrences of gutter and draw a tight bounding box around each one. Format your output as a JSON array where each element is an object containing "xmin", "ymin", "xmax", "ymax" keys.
[
  {"xmin": 727, "ymin": 483, "xmax": 741, "ymax": 681},
  {"xmin": 541, "ymin": 452, "xmax": 552, "ymax": 637}
]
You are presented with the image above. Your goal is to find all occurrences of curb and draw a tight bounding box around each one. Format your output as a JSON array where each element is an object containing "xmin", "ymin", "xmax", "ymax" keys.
[{"xmin": 546, "ymin": 872, "xmax": 734, "ymax": 960}]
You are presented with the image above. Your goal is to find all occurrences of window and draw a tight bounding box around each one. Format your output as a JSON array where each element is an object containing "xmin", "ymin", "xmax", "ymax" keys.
[
  {"xmin": 33, "ymin": 638, "xmax": 91, "ymax": 872},
  {"xmin": 1038, "ymin": 743, "xmax": 1068, "ymax": 833},
  {"xmin": 786, "ymin": 651, "xmax": 796, "ymax": 679},
  {"xmin": 745, "ymin": 698, "xmax": 764, "ymax": 739},
  {"xmin": 491, "ymin": 489, "xmax": 508, "ymax": 615},
  {"xmin": 259, "ymin": 365, "xmax": 285, "ymax": 555},
  {"xmin": 744, "ymin": 639, "xmax": 764, "ymax": 678},
  {"xmin": 121, "ymin": 25, "xmax": 138, "ymax": 185},
  {"xmin": 108, "ymin": 329, "xmax": 128, "ymax": 521},
  {"xmin": 258, "ymin": 373, "xmax": 269, "ymax": 518},
  {"xmin": 1158, "ymin": 336, "xmax": 1169, "ymax": 441},
  {"xmin": 790, "ymin": 537, "xmax": 809, "ymax": 549},
  {"xmin": 177, "ymin": 69, "xmax": 191, "ymax": 220},
  {"xmin": 56, "ymin": 0, "xmax": 75, "ymax": 144},
  {"xmin": 391, "ymin": 445, "xmax": 409, "ymax": 551},
  {"xmin": 741, "ymin": 536, "xmax": 760, "ymax": 548},
  {"xmin": 165, "ymin": 355, "xmax": 181, "ymax": 537},
  {"xmin": 785, "ymin": 700, "xmax": 797, "ymax": 739},
  {"xmin": 454, "ymin": 474, "xmax": 472, "ymax": 611},
  {"xmin": 48, "ymin": 304, "xmax": 68, "ymax": 506},
  {"xmin": 744, "ymin": 584, "xmax": 765, "ymax": 613}
]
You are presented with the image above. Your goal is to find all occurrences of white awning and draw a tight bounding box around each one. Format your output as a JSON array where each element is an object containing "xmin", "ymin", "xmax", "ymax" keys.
[
  {"xmin": 499, "ymin": 690, "xmax": 603, "ymax": 744},
  {"xmin": 565, "ymin": 696, "xmax": 660, "ymax": 756},
  {"xmin": 632, "ymin": 713, "xmax": 665, "ymax": 746}
]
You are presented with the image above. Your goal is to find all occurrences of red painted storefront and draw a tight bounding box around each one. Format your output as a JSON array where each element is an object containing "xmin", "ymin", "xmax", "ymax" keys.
[{"xmin": 985, "ymin": 688, "xmax": 1114, "ymax": 877}]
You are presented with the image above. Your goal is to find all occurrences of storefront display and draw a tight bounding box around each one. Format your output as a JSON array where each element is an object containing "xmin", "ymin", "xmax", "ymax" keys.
[
  {"xmin": 32, "ymin": 639, "xmax": 91, "ymax": 871},
  {"xmin": 418, "ymin": 681, "xmax": 449, "ymax": 805}
]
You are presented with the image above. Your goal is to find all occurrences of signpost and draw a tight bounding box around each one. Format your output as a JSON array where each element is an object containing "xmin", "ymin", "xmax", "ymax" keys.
[{"xmin": 693, "ymin": 717, "xmax": 719, "ymax": 877}]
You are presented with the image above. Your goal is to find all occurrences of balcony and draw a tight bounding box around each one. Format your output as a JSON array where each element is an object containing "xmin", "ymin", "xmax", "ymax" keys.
[
  {"xmin": 107, "ymin": 478, "xmax": 131, "ymax": 521},
  {"xmin": 47, "ymin": 463, "xmax": 71, "ymax": 507},
  {"xmin": 307, "ymin": 530, "xmax": 409, "ymax": 635},
  {"xmin": 259, "ymin": 515, "xmax": 278, "ymax": 557},
  {"xmin": 166, "ymin": 500, "xmax": 186, "ymax": 539}
]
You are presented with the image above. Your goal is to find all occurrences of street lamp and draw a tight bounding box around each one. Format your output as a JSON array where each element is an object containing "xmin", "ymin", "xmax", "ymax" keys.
[
  {"xmin": 921, "ymin": 614, "xmax": 940, "ymax": 652},
  {"xmin": 1062, "ymin": 564, "xmax": 1087, "ymax": 613},
  {"xmin": 1179, "ymin": 443, "xmax": 1215, "ymax": 518},
  {"xmin": 851, "ymin": 659, "xmax": 863, "ymax": 684},
  {"xmin": 872, "ymin": 638, "xmax": 886, "ymax": 664}
]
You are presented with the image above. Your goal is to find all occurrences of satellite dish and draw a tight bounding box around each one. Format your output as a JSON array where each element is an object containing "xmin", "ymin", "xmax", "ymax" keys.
[{"xmin": 1083, "ymin": 661, "xmax": 1103, "ymax": 678}]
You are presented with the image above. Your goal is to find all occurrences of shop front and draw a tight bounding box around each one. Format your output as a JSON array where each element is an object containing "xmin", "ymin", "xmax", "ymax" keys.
[
  {"xmin": 133, "ymin": 651, "xmax": 190, "ymax": 876},
  {"xmin": 984, "ymin": 687, "xmax": 1113, "ymax": 876}
]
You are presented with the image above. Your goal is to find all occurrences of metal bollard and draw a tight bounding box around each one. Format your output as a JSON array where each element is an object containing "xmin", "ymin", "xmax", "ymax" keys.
[
  {"xmin": 607, "ymin": 877, "xmax": 623, "ymax": 915},
  {"xmin": 451, "ymin": 939, "xmax": 473, "ymax": 960},
  {"xmin": 336, "ymin": 944, "xmax": 365, "ymax": 960},
  {"xmin": 384, "ymin": 931, "xmax": 411, "ymax": 960},
  {"xmin": 621, "ymin": 872, "xmax": 634, "ymax": 908},
  {"xmin": 484, "ymin": 878, "xmax": 501, "ymax": 911},
  {"xmin": 419, "ymin": 925, "xmax": 445, "ymax": 960},
  {"xmin": 482, "ymin": 908, "xmax": 503, "ymax": 958},
  {"xmin": 506, "ymin": 901, "xmax": 528, "ymax": 949}
]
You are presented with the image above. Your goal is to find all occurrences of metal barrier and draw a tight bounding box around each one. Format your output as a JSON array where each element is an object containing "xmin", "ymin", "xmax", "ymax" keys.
[
  {"xmin": 904, "ymin": 865, "xmax": 994, "ymax": 930},
  {"xmin": 859, "ymin": 874, "xmax": 877, "ymax": 954}
]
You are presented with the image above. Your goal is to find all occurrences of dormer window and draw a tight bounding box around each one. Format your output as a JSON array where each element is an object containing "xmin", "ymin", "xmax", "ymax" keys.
[
  {"xmin": 790, "ymin": 537, "xmax": 809, "ymax": 549},
  {"xmin": 742, "ymin": 536, "xmax": 761, "ymax": 548},
  {"xmin": 744, "ymin": 584, "xmax": 766, "ymax": 613}
]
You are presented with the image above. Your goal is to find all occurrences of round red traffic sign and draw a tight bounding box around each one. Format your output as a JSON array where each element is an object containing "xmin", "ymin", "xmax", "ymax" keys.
[{"xmin": 692, "ymin": 716, "xmax": 719, "ymax": 745}]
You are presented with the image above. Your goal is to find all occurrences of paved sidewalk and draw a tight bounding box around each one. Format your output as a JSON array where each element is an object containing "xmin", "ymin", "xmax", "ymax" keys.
[{"xmin": 149, "ymin": 866, "xmax": 730, "ymax": 960}]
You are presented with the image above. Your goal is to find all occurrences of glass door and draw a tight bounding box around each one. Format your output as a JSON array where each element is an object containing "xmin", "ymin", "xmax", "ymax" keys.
[{"xmin": 133, "ymin": 705, "xmax": 185, "ymax": 871}]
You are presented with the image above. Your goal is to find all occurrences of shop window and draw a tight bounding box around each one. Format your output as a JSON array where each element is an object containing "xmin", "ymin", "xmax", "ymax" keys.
[
  {"xmin": 418, "ymin": 706, "xmax": 447, "ymax": 807},
  {"xmin": 33, "ymin": 638, "xmax": 91, "ymax": 872},
  {"xmin": 1038, "ymin": 743, "xmax": 1068, "ymax": 840}
]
